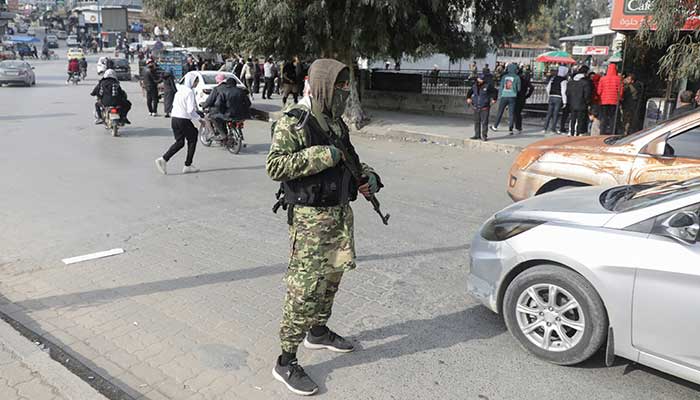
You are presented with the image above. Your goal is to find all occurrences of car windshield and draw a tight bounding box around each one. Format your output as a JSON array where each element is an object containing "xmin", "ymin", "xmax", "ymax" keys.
[
  {"xmin": 600, "ymin": 177, "xmax": 700, "ymax": 212},
  {"xmin": 0, "ymin": 61, "xmax": 25, "ymax": 68},
  {"xmin": 114, "ymin": 59, "xmax": 129, "ymax": 67}
]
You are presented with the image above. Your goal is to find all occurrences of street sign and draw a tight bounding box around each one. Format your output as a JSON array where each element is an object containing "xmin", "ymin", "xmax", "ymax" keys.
[
  {"xmin": 572, "ymin": 46, "xmax": 610, "ymax": 56},
  {"xmin": 610, "ymin": 0, "xmax": 700, "ymax": 31}
]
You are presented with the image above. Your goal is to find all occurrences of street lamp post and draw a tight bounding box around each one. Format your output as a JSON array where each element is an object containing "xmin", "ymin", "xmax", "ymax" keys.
[{"xmin": 96, "ymin": 0, "xmax": 101, "ymax": 50}]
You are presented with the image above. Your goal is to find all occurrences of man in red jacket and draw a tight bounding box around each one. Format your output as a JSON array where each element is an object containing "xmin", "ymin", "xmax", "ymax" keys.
[{"xmin": 597, "ymin": 63, "xmax": 623, "ymax": 135}]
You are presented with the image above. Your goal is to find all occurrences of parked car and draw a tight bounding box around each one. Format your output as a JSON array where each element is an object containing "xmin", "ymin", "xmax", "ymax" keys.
[
  {"xmin": 177, "ymin": 70, "xmax": 247, "ymax": 111},
  {"xmin": 57, "ymin": 30, "xmax": 68, "ymax": 40},
  {"xmin": 66, "ymin": 35, "xmax": 79, "ymax": 48},
  {"xmin": 469, "ymin": 178, "xmax": 700, "ymax": 385},
  {"xmin": 66, "ymin": 47, "xmax": 85, "ymax": 60},
  {"xmin": 0, "ymin": 60, "xmax": 36, "ymax": 86},
  {"xmin": 46, "ymin": 34, "xmax": 59, "ymax": 49},
  {"xmin": 112, "ymin": 58, "xmax": 132, "ymax": 81},
  {"xmin": 507, "ymin": 110, "xmax": 700, "ymax": 202}
]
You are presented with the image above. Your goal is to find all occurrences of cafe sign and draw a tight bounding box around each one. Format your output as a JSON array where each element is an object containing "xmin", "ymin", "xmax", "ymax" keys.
[{"xmin": 610, "ymin": 0, "xmax": 700, "ymax": 31}]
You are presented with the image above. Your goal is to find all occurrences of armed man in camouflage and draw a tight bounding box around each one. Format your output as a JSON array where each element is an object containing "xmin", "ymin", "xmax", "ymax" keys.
[{"xmin": 266, "ymin": 59, "xmax": 382, "ymax": 396}]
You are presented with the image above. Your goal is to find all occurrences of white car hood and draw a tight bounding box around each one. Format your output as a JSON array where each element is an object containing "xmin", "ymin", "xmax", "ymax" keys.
[{"xmin": 496, "ymin": 186, "xmax": 615, "ymax": 227}]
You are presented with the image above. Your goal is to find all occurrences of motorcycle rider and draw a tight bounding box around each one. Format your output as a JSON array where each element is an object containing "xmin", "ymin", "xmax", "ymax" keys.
[
  {"xmin": 67, "ymin": 57, "xmax": 80, "ymax": 83},
  {"xmin": 96, "ymin": 56, "xmax": 114, "ymax": 76},
  {"xmin": 202, "ymin": 75, "xmax": 251, "ymax": 139},
  {"xmin": 90, "ymin": 69, "xmax": 132, "ymax": 125}
]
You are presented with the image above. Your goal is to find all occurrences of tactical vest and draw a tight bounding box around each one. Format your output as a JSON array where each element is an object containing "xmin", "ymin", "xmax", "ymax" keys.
[{"xmin": 279, "ymin": 108, "xmax": 359, "ymax": 208}]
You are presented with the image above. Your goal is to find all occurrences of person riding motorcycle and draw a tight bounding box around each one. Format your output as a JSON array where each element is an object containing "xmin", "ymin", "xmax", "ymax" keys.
[
  {"xmin": 90, "ymin": 69, "xmax": 132, "ymax": 125},
  {"xmin": 96, "ymin": 56, "xmax": 114, "ymax": 76},
  {"xmin": 202, "ymin": 76, "xmax": 251, "ymax": 139},
  {"xmin": 67, "ymin": 58, "xmax": 80, "ymax": 83}
]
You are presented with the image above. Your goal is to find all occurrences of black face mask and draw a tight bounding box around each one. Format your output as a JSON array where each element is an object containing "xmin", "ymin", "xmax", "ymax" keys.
[{"xmin": 331, "ymin": 88, "xmax": 350, "ymax": 119}]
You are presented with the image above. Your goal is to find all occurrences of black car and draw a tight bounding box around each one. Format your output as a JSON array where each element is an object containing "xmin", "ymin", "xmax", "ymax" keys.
[{"xmin": 113, "ymin": 58, "xmax": 131, "ymax": 81}]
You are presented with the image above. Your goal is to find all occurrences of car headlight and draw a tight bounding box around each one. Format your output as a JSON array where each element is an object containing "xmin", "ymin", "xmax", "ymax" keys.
[{"xmin": 481, "ymin": 218, "xmax": 544, "ymax": 242}]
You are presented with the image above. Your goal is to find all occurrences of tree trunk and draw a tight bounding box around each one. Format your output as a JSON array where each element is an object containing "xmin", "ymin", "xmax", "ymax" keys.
[{"xmin": 343, "ymin": 54, "xmax": 369, "ymax": 130}]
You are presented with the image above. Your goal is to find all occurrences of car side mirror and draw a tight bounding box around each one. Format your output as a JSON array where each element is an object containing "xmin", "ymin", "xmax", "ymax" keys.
[
  {"xmin": 643, "ymin": 133, "xmax": 673, "ymax": 157},
  {"xmin": 655, "ymin": 211, "xmax": 699, "ymax": 244}
]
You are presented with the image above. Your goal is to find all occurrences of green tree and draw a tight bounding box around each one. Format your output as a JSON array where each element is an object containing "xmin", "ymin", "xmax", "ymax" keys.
[
  {"xmin": 640, "ymin": 0, "xmax": 700, "ymax": 81},
  {"xmin": 146, "ymin": 0, "xmax": 551, "ymax": 126},
  {"xmin": 521, "ymin": 0, "xmax": 609, "ymax": 45}
]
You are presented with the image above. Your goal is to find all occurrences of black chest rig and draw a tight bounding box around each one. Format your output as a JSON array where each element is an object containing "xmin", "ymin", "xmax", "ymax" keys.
[{"xmin": 273, "ymin": 108, "xmax": 359, "ymax": 220}]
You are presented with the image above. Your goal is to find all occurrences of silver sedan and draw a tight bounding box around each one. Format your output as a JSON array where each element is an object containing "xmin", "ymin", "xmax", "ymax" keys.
[
  {"xmin": 0, "ymin": 60, "xmax": 36, "ymax": 87},
  {"xmin": 468, "ymin": 179, "xmax": 700, "ymax": 385}
]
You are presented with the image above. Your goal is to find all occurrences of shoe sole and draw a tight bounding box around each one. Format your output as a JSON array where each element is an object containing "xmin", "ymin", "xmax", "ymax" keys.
[
  {"xmin": 271, "ymin": 368, "xmax": 318, "ymax": 396},
  {"xmin": 155, "ymin": 160, "xmax": 167, "ymax": 175},
  {"xmin": 303, "ymin": 337, "xmax": 355, "ymax": 353}
]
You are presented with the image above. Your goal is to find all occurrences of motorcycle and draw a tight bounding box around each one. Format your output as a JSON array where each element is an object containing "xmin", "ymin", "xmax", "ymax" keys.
[
  {"xmin": 69, "ymin": 73, "xmax": 81, "ymax": 85},
  {"xmin": 102, "ymin": 106, "xmax": 123, "ymax": 137},
  {"xmin": 199, "ymin": 111, "xmax": 246, "ymax": 154}
]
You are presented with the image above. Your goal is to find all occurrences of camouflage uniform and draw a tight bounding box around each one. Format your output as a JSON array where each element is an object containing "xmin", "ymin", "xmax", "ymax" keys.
[{"xmin": 267, "ymin": 104, "xmax": 374, "ymax": 353}]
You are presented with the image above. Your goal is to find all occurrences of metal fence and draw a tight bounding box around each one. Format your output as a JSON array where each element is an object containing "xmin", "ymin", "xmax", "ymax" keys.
[{"xmin": 369, "ymin": 69, "xmax": 549, "ymax": 106}]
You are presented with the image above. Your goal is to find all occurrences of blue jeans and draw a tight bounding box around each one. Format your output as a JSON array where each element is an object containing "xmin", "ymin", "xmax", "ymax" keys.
[
  {"xmin": 494, "ymin": 97, "xmax": 516, "ymax": 131},
  {"xmin": 544, "ymin": 97, "xmax": 563, "ymax": 132}
]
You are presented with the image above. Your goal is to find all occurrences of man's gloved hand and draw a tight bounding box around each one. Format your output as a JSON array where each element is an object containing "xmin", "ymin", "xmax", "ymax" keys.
[
  {"xmin": 328, "ymin": 145, "xmax": 342, "ymax": 166},
  {"xmin": 367, "ymin": 173, "xmax": 379, "ymax": 194},
  {"xmin": 358, "ymin": 173, "xmax": 379, "ymax": 198}
]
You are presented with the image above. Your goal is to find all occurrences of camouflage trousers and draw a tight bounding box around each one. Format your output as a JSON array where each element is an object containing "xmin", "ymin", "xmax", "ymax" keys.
[{"xmin": 279, "ymin": 205, "xmax": 355, "ymax": 353}]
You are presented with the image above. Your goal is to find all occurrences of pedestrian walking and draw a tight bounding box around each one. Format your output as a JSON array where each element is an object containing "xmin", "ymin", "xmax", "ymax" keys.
[
  {"xmin": 514, "ymin": 67, "xmax": 535, "ymax": 133},
  {"xmin": 242, "ymin": 58, "xmax": 255, "ymax": 98},
  {"xmin": 143, "ymin": 61, "xmax": 161, "ymax": 116},
  {"xmin": 467, "ymin": 73, "xmax": 498, "ymax": 141},
  {"xmin": 621, "ymin": 72, "xmax": 642, "ymax": 135},
  {"xmin": 162, "ymin": 71, "xmax": 177, "ymax": 118},
  {"xmin": 253, "ymin": 58, "xmax": 262, "ymax": 94},
  {"xmin": 282, "ymin": 58, "xmax": 299, "ymax": 105},
  {"xmin": 597, "ymin": 63, "xmax": 623, "ymax": 135},
  {"xmin": 566, "ymin": 66, "xmax": 592, "ymax": 136},
  {"xmin": 155, "ymin": 73, "xmax": 201, "ymax": 175},
  {"xmin": 267, "ymin": 58, "xmax": 383, "ymax": 396},
  {"xmin": 263, "ymin": 57, "xmax": 275, "ymax": 99},
  {"xmin": 469, "ymin": 61, "xmax": 478, "ymax": 80},
  {"xmin": 542, "ymin": 66, "xmax": 569, "ymax": 135},
  {"xmin": 490, "ymin": 63, "xmax": 521, "ymax": 135}
]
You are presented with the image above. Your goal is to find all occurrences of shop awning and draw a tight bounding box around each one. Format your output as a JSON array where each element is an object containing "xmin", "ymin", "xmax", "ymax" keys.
[{"xmin": 7, "ymin": 35, "xmax": 41, "ymax": 43}]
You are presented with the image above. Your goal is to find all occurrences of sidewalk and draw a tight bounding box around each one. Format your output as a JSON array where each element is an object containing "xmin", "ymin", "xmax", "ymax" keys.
[
  {"xmin": 0, "ymin": 318, "xmax": 107, "ymax": 400},
  {"xmin": 251, "ymin": 97, "xmax": 547, "ymax": 153}
]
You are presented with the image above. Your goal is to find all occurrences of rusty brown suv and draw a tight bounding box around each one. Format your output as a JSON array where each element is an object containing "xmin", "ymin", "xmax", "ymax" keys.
[{"xmin": 508, "ymin": 110, "xmax": 700, "ymax": 201}]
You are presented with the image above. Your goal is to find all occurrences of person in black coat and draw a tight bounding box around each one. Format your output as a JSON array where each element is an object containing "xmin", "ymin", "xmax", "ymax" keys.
[
  {"xmin": 514, "ymin": 67, "xmax": 535, "ymax": 133},
  {"xmin": 467, "ymin": 73, "xmax": 498, "ymax": 141},
  {"xmin": 162, "ymin": 71, "xmax": 177, "ymax": 118},
  {"xmin": 566, "ymin": 67, "xmax": 593, "ymax": 136},
  {"xmin": 143, "ymin": 61, "xmax": 162, "ymax": 116}
]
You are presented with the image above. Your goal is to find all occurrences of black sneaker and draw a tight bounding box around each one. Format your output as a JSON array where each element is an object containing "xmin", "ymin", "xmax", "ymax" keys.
[
  {"xmin": 304, "ymin": 330, "xmax": 355, "ymax": 353},
  {"xmin": 272, "ymin": 358, "xmax": 318, "ymax": 396}
]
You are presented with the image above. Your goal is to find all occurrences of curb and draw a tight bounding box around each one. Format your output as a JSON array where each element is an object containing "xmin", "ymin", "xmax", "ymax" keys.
[
  {"xmin": 354, "ymin": 125, "xmax": 526, "ymax": 154},
  {"xmin": 0, "ymin": 318, "xmax": 108, "ymax": 400}
]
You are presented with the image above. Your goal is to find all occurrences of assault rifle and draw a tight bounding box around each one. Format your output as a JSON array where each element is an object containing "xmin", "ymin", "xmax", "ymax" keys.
[{"xmin": 322, "ymin": 127, "xmax": 390, "ymax": 226}]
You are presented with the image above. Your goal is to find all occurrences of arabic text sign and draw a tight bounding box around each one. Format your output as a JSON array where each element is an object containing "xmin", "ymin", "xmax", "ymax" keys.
[
  {"xmin": 610, "ymin": 0, "xmax": 700, "ymax": 31},
  {"xmin": 572, "ymin": 46, "xmax": 610, "ymax": 56}
]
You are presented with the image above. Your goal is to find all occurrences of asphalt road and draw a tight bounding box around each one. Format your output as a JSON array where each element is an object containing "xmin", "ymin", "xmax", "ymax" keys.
[{"xmin": 0, "ymin": 55, "xmax": 698, "ymax": 400}]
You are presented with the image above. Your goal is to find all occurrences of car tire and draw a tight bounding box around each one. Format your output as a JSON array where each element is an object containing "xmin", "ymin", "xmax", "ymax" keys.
[{"xmin": 503, "ymin": 265, "xmax": 608, "ymax": 366}]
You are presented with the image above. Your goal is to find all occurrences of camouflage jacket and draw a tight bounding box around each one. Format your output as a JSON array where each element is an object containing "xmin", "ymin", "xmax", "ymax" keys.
[{"xmin": 267, "ymin": 103, "xmax": 376, "ymax": 273}]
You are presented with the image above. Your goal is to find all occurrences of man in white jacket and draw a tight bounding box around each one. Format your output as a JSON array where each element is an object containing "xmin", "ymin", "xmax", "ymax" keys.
[
  {"xmin": 542, "ymin": 66, "xmax": 568, "ymax": 135},
  {"xmin": 155, "ymin": 72, "xmax": 201, "ymax": 175}
]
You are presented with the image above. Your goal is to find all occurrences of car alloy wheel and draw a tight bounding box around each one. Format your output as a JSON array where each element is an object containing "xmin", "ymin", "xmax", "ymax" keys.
[
  {"xmin": 503, "ymin": 265, "xmax": 608, "ymax": 365},
  {"xmin": 515, "ymin": 283, "xmax": 585, "ymax": 352}
]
